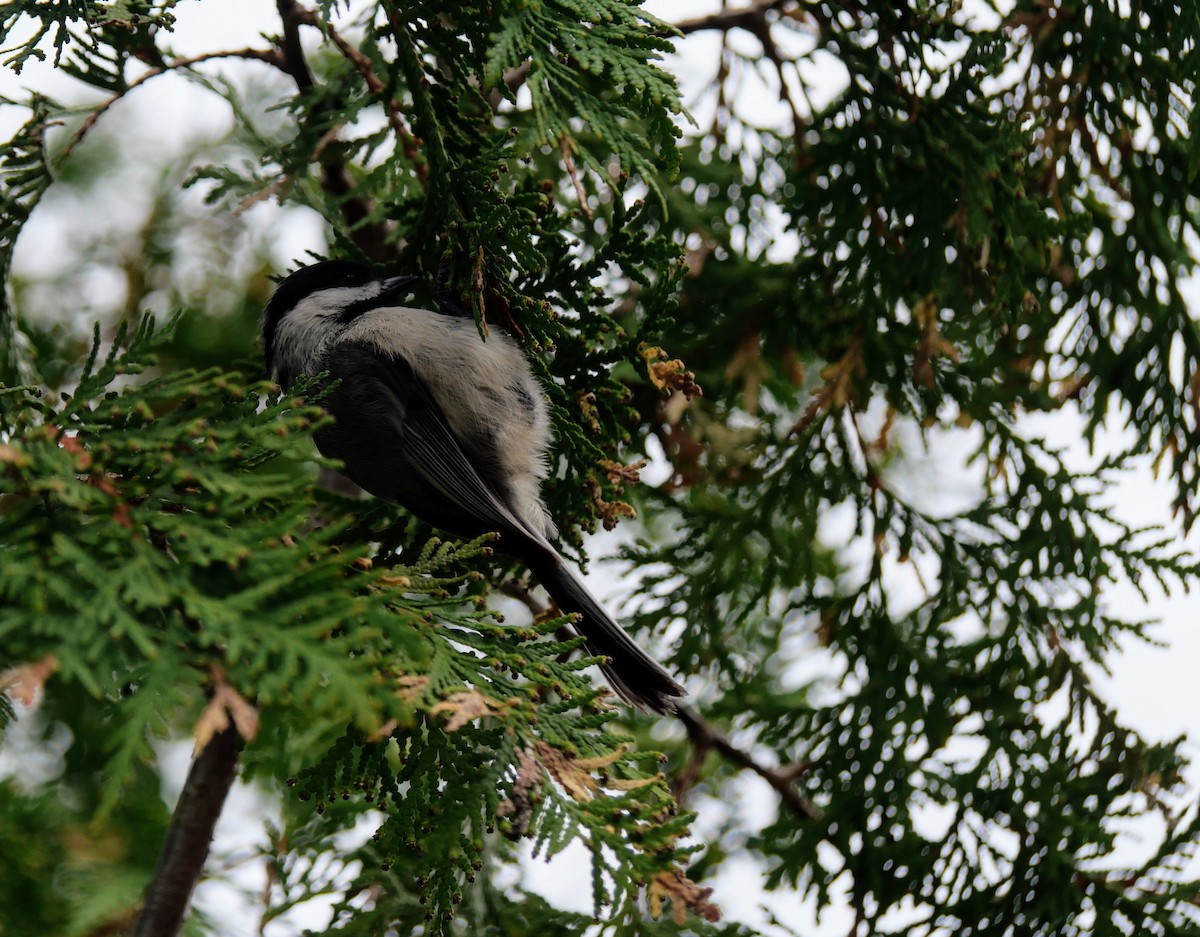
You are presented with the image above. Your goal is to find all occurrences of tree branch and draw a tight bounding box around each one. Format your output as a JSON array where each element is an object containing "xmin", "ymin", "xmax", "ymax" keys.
[
  {"xmin": 274, "ymin": 0, "xmax": 394, "ymax": 263},
  {"xmin": 274, "ymin": 0, "xmax": 314, "ymax": 90},
  {"xmin": 500, "ymin": 577, "xmax": 579, "ymax": 650},
  {"xmin": 500, "ymin": 577, "xmax": 820, "ymax": 819},
  {"xmin": 487, "ymin": 60, "xmax": 534, "ymax": 112},
  {"xmin": 56, "ymin": 48, "xmax": 287, "ymax": 166},
  {"xmin": 133, "ymin": 725, "xmax": 241, "ymax": 937},
  {"xmin": 293, "ymin": 6, "xmax": 427, "ymax": 186},
  {"xmin": 675, "ymin": 704, "xmax": 821, "ymax": 821},
  {"xmin": 672, "ymin": 0, "xmax": 812, "ymax": 147},
  {"xmin": 675, "ymin": 0, "xmax": 794, "ymax": 36}
]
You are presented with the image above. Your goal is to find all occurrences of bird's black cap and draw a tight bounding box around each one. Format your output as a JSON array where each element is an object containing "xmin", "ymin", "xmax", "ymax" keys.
[{"xmin": 262, "ymin": 260, "xmax": 417, "ymax": 374}]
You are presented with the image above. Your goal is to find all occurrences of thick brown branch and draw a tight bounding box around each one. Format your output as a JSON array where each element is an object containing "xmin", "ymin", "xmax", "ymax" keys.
[
  {"xmin": 275, "ymin": 0, "xmax": 394, "ymax": 262},
  {"xmin": 675, "ymin": 0, "xmax": 792, "ymax": 36},
  {"xmin": 133, "ymin": 726, "xmax": 241, "ymax": 937},
  {"xmin": 294, "ymin": 7, "xmax": 427, "ymax": 186},
  {"xmin": 487, "ymin": 60, "xmax": 534, "ymax": 112},
  {"xmin": 675, "ymin": 705, "xmax": 821, "ymax": 821},
  {"xmin": 275, "ymin": 0, "xmax": 314, "ymax": 90}
]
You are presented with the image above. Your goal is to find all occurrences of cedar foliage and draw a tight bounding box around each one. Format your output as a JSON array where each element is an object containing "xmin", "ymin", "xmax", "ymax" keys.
[{"xmin": 1, "ymin": 1, "xmax": 1199, "ymax": 935}]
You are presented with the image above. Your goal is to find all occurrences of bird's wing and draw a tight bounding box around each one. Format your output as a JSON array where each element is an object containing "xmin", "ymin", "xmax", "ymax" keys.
[
  {"xmin": 328, "ymin": 339, "xmax": 544, "ymax": 544},
  {"xmin": 326, "ymin": 340, "xmax": 686, "ymax": 714}
]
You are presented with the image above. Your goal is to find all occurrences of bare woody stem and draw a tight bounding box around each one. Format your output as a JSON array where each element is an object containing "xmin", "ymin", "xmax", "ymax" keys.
[
  {"xmin": 133, "ymin": 725, "xmax": 241, "ymax": 937},
  {"xmin": 675, "ymin": 704, "xmax": 821, "ymax": 821},
  {"xmin": 133, "ymin": 8, "xmax": 409, "ymax": 929},
  {"xmin": 290, "ymin": 5, "xmax": 428, "ymax": 185},
  {"xmin": 674, "ymin": 0, "xmax": 795, "ymax": 35},
  {"xmin": 275, "ymin": 0, "xmax": 395, "ymax": 262},
  {"xmin": 56, "ymin": 48, "xmax": 286, "ymax": 166},
  {"xmin": 501, "ymin": 576, "xmax": 818, "ymax": 818}
]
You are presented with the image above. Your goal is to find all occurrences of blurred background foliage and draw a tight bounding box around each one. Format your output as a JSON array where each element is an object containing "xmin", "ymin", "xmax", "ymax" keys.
[{"xmin": 2, "ymin": 1, "xmax": 1200, "ymax": 935}]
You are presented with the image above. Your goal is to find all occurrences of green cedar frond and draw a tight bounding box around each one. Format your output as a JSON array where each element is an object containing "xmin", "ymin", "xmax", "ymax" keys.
[
  {"xmin": 488, "ymin": 0, "xmax": 682, "ymax": 205},
  {"xmin": 0, "ymin": 314, "xmax": 705, "ymax": 930},
  {"xmin": 0, "ymin": 94, "xmax": 58, "ymax": 379},
  {"xmin": 5, "ymin": 2, "xmax": 1200, "ymax": 934}
]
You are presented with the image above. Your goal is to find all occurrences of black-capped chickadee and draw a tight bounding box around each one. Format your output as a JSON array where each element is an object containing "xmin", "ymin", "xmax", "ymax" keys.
[{"xmin": 262, "ymin": 260, "xmax": 685, "ymax": 714}]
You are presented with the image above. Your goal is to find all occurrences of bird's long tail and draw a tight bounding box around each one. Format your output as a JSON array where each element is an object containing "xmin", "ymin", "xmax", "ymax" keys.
[{"xmin": 522, "ymin": 547, "xmax": 686, "ymax": 714}]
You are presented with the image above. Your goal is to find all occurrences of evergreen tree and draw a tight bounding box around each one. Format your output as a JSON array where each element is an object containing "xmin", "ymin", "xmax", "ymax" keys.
[{"xmin": 1, "ymin": 1, "xmax": 1199, "ymax": 934}]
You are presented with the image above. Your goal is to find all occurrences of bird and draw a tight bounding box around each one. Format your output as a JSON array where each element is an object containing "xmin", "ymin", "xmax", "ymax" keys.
[{"xmin": 262, "ymin": 259, "xmax": 686, "ymax": 714}]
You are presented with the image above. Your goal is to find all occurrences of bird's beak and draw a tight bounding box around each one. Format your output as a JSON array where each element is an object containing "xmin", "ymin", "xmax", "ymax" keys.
[{"xmin": 379, "ymin": 274, "xmax": 418, "ymax": 301}]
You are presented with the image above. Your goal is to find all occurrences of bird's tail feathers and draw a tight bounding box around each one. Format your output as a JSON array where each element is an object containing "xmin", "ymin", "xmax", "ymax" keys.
[{"xmin": 523, "ymin": 548, "xmax": 686, "ymax": 715}]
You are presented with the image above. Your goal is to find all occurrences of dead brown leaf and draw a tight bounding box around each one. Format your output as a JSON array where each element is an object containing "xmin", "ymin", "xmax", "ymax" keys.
[
  {"xmin": 790, "ymin": 338, "xmax": 865, "ymax": 437},
  {"xmin": 496, "ymin": 747, "xmax": 544, "ymax": 839},
  {"xmin": 599, "ymin": 458, "xmax": 647, "ymax": 488},
  {"xmin": 0, "ymin": 654, "xmax": 59, "ymax": 706},
  {"xmin": 640, "ymin": 344, "xmax": 703, "ymax": 400},
  {"xmin": 577, "ymin": 391, "xmax": 602, "ymax": 433},
  {"xmin": 369, "ymin": 719, "xmax": 400, "ymax": 741},
  {"xmin": 913, "ymin": 294, "xmax": 959, "ymax": 389},
  {"xmin": 60, "ymin": 434, "xmax": 92, "ymax": 470},
  {"xmin": 534, "ymin": 741, "xmax": 625, "ymax": 802},
  {"xmin": 649, "ymin": 869, "xmax": 721, "ymax": 924},
  {"xmin": 430, "ymin": 689, "xmax": 518, "ymax": 732},
  {"xmin": 724, "ymin": 332, "xmax": 767, "ymax": 415},
  {"xmin": 396, "ymin": 674, "xmax": 430, "ymax": 703},
  {"xmin": 583, "ymin": 477, "xmax": 638, "ymax": 531},
  {"xmin": 194, "ymin": 670, "xmax": 259, "ymax": 753}
]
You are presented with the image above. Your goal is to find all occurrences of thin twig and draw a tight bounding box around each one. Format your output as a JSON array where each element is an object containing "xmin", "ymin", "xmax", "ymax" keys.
[
  {"xmin": 675, "ymin": 0, "xmax": 792, "ymax": 36},
  {"xmin": 487, "ymin": 60, "xmax": 534, "ymax": 112},
  {"xmin": 673, "ymin": 736, "xmax": 711, "ymax": 801},
  {"xmin": 502, "ymin": 577, "xmax": 820, "ymax": 819},
  {"xmin": 500, "ymin": 577, "xmax": 541, "ymax": 615},
  {"xmin": 293, "ymin": 6, "xmax": 427, "ymax": 186},
  {"xmin": 57, "ymin": 48, "xmax": 286, "ymax": 165},
  {"xmin": 500, "ymin": 577, "xmax": 577, "ymax": 649},
  {"xmin": 275, "ymin": 0, "xmax": 394, "ymax": 262},
  {"xmin": 675, "ymin": 705, "xmax": 821, "ymax": 820},
  {"xmin": 560, "ymin": 136, "xmax": 593, "ymax": 219},
  {"xmin": 740, "ymin": 6, "xmax": 807, "ymax": 137},
  {"xmin": 133, "ymin": 725, "xmax": 241, "ymax": 937}
]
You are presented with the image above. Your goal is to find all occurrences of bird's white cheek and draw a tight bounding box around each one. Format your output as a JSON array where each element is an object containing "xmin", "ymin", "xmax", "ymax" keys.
[{"xmin": 274, "ymin": 305, "xmax": 345, "ymax": 381}]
